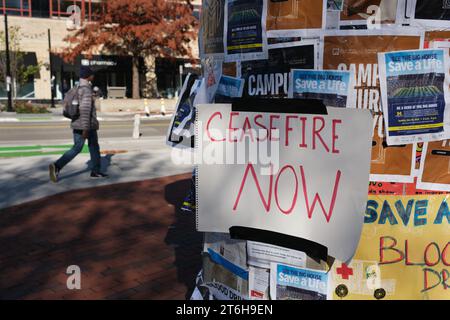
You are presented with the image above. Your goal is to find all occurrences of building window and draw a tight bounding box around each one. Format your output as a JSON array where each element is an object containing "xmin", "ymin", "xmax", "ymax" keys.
[
  {"xmin": 1, "ymin": 0, "xmax": 32, "ymax": 16},
  {"xmin": 1, "ymin": 1, "xmax": 99, "ymax": 22},
  {"xmin": 49, "ymin": 0, "xmax": 97, "ymax": 23},
  {"xmin": 31, "ymin": 0, "xmax": 50, "ymax": 18}
]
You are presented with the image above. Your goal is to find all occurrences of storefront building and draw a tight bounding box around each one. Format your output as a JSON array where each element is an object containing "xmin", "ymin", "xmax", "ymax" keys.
[{"xmin": 0, "ymin": 0, "xmax": 200, "ymax": 100}]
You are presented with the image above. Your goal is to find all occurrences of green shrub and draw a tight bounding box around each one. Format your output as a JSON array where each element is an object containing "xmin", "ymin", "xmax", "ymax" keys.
[{"xmin": 14, "ymin": 101, "xmax": 50, "ymax": 114}]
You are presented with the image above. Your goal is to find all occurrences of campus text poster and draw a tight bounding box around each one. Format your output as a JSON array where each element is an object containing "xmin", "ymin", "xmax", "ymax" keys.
[{"xmin": 241, "ymin": 41, "xmax": 318, "ymax": 99}]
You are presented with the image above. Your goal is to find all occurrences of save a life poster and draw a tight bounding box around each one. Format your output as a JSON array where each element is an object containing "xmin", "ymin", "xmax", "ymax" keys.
[
  {"xmin": 331, "ymin": 195, "xmax": 450, "ymax": 300},
  {"xmin": 270, "ymin": 264, "xmax": 329, "ymax": 300},
  {"xmin": 241, "ymin": 40, "xmax": 318, "ymax": 99},
  {"xmin": 224, "ymin": 0, "xmax": 268, "ymax": 62},
  {"xmin": 266, "ymin": 0, "xmax": 326, "ymax": 37},
  {"xmin": 288, "ymin": 69, "xmax": 354, "ymax": 108},
  {"xmin": 323, "ymin": 29, "xmax": 423, "ymax": 182},
  {"xmin": 378, "ymin": 49, "xmax": 450, "ymax": 146}
]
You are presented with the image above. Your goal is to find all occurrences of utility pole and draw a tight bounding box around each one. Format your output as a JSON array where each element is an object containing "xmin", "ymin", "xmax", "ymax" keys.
[
  {"xmin": 48, "ymin": 29, "xmax": 55, "ymax": 108},
  {"xmin": 4, "ymin": 14, "xmax": 13, "ymax": 112}
]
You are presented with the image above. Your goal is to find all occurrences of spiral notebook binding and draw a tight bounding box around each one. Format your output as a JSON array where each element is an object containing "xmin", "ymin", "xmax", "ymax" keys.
[{"xmin": 194, "ymin": 107, "xmax": 200, "ymax": 231}]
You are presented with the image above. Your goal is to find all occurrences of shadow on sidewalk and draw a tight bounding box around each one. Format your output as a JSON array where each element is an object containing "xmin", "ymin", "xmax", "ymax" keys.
[
  {"xmin": 0, "ymin": 173, "xmax": 193, "ymax": 300},
  {"xmin": 58, "ymin": 154, "xmax": 114, "ymax": 181},
  {"xmin": 164, "ymin": 177, "xmax": 203, "ymax": 299}
]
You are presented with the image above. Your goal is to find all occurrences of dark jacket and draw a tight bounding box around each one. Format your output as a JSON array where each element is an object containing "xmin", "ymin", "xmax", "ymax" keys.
[{"xmin": 71, "ymin": 79, "xmax": 99, "ymax": 131}]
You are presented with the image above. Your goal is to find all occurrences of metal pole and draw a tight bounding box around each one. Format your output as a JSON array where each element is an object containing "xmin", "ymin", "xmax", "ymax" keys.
[
  {"xmin": 48, "ymin": 29, "xmax": 55, "ymax": 108},
  {"xmin": 179, "ymin": 64, "xmax": 183, "ymax": 93},
  {"xmin": 4, "ymin": 14, "xmax": 13, "ymax": 112}
]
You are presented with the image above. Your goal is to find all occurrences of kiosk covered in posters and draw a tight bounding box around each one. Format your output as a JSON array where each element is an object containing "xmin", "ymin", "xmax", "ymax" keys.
[{"xmin": 165, "ymin": 0, "xmax": 450, "ymax": 300}]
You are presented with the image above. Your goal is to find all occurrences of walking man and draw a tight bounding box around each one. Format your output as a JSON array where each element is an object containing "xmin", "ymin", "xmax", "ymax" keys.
[{"xmin": 49, "ymin": 66, "xmax": 108, "ymax": 183}]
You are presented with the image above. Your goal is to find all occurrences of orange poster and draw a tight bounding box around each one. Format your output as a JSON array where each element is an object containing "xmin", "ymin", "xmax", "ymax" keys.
[{"xmin": 323, "ymin": 30, "xmax": 423, "ymax": 182}]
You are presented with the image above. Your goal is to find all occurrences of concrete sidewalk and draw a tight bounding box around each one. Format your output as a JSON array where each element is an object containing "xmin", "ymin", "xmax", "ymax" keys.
[{"xmin": 0, "ymin": 136, "xmax": 193, "ymax": 210}]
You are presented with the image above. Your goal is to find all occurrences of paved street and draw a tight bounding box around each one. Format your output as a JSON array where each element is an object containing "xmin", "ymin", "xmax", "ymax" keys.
[{"xmin": 0, "ymin": 119, "xmax": 171, "ymax": 143}]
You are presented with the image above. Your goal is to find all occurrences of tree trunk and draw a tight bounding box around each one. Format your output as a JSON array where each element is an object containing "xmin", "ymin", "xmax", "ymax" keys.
[
  {"xmin": 132, "ymin": 55, "xmax": 140, "ymax": 99},
  {"xmin": 144, "ymin": 55, "xmax": 158, "ymax": 98}
]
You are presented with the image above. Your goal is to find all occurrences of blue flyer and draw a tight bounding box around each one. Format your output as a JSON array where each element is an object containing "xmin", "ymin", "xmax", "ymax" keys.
[
  {"xmin": 214, "ymin": 75, "xmax": 245, "ymax": 103},
  {"xmin": 379, "ymin": 49, "xmax": 450, "ymax": 146},
  {"xmin": 288, "ymin": 69, "xmax": 353, "ymax": 108},
  {"xmin": 270, "ymin": 263, "xmax": 329, "ymax": 300}
]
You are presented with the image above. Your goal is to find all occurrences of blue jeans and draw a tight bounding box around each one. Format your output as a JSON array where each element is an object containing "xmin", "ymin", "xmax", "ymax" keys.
[{"xmin": 55, "ymin": 129, "xmax": 101, "ymax": 173}]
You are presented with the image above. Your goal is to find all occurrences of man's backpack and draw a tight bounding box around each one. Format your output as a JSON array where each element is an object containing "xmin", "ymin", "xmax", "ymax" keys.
[{"xmin": 63, "ymin": 86, "xmax": 80, "ymax": 120}]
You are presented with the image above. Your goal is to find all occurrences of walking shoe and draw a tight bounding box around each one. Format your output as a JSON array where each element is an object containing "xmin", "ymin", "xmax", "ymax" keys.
[
  {"xmin": 90, "ymin": 172, "xmax": 109, "ymax": 178},
  {"xmin": 49, "ymin": 163, "xmax": 60, "ymax": 183},
  {"xmin": 181, "ymin": 200, "xmax": 196, "ymax": 213}
]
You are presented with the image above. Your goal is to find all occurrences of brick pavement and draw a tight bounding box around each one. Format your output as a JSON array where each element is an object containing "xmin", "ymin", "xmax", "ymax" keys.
[{"xmin": 0, "ymin": 173, "xmax": 203, "ymax": 300}]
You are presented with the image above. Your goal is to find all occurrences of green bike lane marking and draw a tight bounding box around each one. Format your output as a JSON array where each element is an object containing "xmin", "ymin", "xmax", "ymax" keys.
[
  {"xmin": 0, "ymin": 145, "xmax": 89, "ymax": 158},
  {"xmin": 0, "ymin": 145, "xmax": 73, "ymax": 152},
  {"xmin": 19, "ymin": 117, "xmax": 54, "ymax": 121}
]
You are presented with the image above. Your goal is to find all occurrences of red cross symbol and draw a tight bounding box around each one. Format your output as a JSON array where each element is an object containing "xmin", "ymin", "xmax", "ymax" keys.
[{"xmin": 336, "ymin": 263, "xmax": 353, "ymax": 280}]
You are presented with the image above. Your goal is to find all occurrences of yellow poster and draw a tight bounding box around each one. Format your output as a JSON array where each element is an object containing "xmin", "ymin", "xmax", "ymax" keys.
[{"xmin": 331, "ymin": 195, "xmax": 450, "ymax": 300}]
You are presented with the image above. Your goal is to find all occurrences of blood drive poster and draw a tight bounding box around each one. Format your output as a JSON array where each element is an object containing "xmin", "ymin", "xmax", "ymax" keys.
[
  {"xmin": 322, "ymin": 29, "xmax": 423, "ymax": 183},
  {"xmin": 331, "ymin": 194, "xmax": 450, "ymax": 300}
]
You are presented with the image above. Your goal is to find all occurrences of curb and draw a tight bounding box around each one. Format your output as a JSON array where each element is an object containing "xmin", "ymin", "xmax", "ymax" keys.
[{"xmin": 0, "ymin": 113, "xmax": 173, "ymax": 123}]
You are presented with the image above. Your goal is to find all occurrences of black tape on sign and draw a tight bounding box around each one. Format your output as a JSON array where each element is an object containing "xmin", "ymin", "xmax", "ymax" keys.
[
  {"xmin": 229, "ymin": 226, "xmax": 328, "ymax": 263},
  {"xmin": 231, "ymin": 98, "xmax": 328, "ymax": 115}
]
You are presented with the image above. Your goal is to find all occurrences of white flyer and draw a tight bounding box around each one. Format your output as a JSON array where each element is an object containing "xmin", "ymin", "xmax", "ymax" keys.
[
  {"xmin": 247, "ymin": 241, "xmax": 307, "ymax": 269},
  {"xmin": 248, "ymin": 266, "xmax": 270, "ymax": 300}
]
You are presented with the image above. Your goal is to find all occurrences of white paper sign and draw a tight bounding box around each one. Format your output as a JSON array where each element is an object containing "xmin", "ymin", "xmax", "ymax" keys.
[
  {"xmin": 247, "ymin": 241, "xmax": 307, "ymax": 269},
  {"xmin": 248, "ymin": 267, "xmax": 270, "ymax": 300},
  {"xmin": 195, "ymin": 104, "xmax": 373, "ymax": 262}
]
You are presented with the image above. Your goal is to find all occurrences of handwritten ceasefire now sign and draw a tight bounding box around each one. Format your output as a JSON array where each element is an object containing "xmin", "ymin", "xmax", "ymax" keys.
[{"xmin": 196, "ymin": 104, "xmax": 373, "ymax": 262}]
